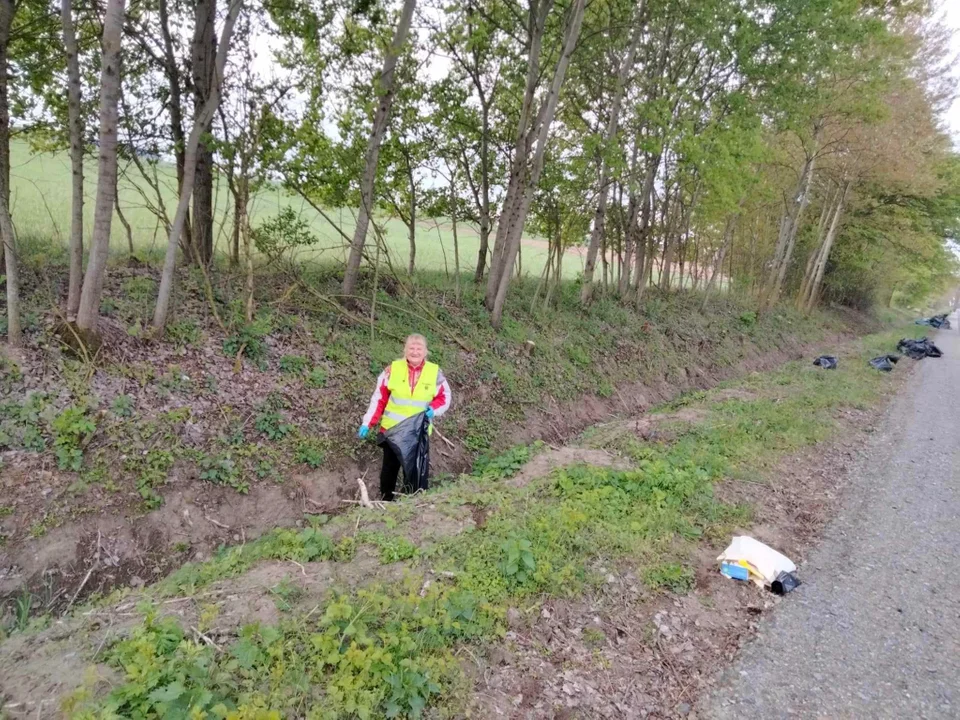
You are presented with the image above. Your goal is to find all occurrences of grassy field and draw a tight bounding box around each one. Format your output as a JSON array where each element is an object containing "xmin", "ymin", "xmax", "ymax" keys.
[{"xmin": 8, "ymin": 139, "xmax": 572, "ymax": 279}]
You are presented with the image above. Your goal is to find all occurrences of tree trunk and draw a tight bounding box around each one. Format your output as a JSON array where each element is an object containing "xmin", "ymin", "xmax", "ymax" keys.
[
  {"xmin": 0, "ymin": 0, "xmax": 18, "ymax": 345},
  {"xmin": 580, "ymin": 10, "xmax": 644, "ymax": 304},
  {"xmin": 485, "ymin": 0, "xmax": 555, "ymax": 309},
  {"xmin": 804, "ymin": 180, "xmax": 849, "ymax": 312},
  {"xmin": 489, "ymin": 0, "xmax": 586, "ymax": 328},
  {"xmin": 191, "ymin": 0, "xmax": 217, "ymax": 266},
  {"xmin": 152, "ymin": 0, "xmax": 241, "ymax": 332},
  {"xmin": 62, "ymin": 0, "xmax": 84, "ymax": 320},
  {"xmin": 76, "ymin": 0, "xmax": 126, "ymax": 333},
  {"xmin": 797, "ymin": 186, "xmax": 835, "ymax": 308},
  {"xmin": 341, "ymin": 0, "xmax": 417, "ymax": 298},
  {"xmin": 158, "ymin": 0, "xmax": 192, "ymax": 255},
  {"xmin": 406, "ymin": 153, "xmax": 416, "ymax": 275},
  {"xmin": 450, "ymin": 173, "xmax": 461, "ymax": 304},
  {"xmin": 701, "ymin": 213, "xmax": 738, "ymax": 311},
  {"xmin": 474, "ymin": 100, "xmax": 491, "ymax": 283},
  {"xmin": 764, "ymin": 127, "xmax": 821, "ymax": 309}
]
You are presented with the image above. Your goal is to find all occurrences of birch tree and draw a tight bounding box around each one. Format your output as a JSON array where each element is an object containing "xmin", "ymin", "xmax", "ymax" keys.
[
  {"xmin": 152, "ymin": 0, "xmax": 243, "ymax": 332},
  {"xmin": 75, "ymin": 0, "xmax": 125, "ymax": 335},
  {"xmin": 341, "ymin": 0, "xmax": 417, "ymax": 298}
]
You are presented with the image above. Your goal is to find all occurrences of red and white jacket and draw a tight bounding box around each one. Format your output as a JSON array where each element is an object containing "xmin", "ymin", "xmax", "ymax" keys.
[{"xmin": 361, "ymin": 360, "xmax": 451, "ymax": 431}]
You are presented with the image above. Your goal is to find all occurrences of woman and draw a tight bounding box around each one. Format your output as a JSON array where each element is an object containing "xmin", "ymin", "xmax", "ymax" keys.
[{"xmin": 359, "ymin": 334, "xmax": 451, "ymax": 500}]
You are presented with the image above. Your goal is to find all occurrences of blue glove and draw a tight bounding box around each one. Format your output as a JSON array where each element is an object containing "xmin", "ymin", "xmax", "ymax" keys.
[
  {"xmin": 358, "ymin": 425, "xmax": 370, "ymax": 439},
  {"xmin": 425, "ymin": 407, "xmax": 435, "ymax": 420}
]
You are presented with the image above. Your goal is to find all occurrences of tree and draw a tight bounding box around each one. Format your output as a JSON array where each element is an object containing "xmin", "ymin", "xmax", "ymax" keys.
[
  {"xmin": 341, "ymin": 0, "xmax": 417, "ymax": 298},
  {"xmin": 485, "ymin": 0, "xmax": 587, "ymax": 328},
  {"xmin": 75, "ymin": 0, "xmax": 126, "ymax": 335},
  {"xmin": 152, "ymin": 0, "xmax": 242, "ymax": 332},
  {"xmin": 0, "ymin": 0, "xmax": 19, "ymax": 345},
  {"xmin": 191, "ymin": 0, "xmax": 217, "ymax": 265},
  {"xmin": 62, "ymin": 0, "xmax": 83, "ymax": 320}
]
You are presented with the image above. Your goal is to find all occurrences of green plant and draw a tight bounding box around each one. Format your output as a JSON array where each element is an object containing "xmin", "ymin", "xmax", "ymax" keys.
[
  {"xmin": 252, "ymin": 207, "xmax": 319, "ymax": 258},
  {"xmin": 279, "ymin": 354, "xmax": 309, "ymax": 375},
  {"xmin": 642, "ymin": 563, "xmax": 695, "ymax": 593},
  {"xmin": 123, "ymin": 276, "xmax": 157, "ymax": 301},
  {"xmin": 14, "ymin": 588, "xmax": 33, "ymax": 632},
  {"xmin": 51, "ymin": 405, "xmax": 96, "ymax": 471},
  {"xmin": 255, "ymin": 411, "xmax": 294, "ymax": 441},
  {"xmin": 198, "ymin": 453, "xmax": 248, "ymax": 494},
  {"xmin": 110, "ymin": 394, "xmax": 135, "ymax": 417},
  {"xmin": 739, "ymin": 311, "xmax": 758, "ymax": 327},
  {"xmin": 500, "ymin": 536, "xmax": 536, "ymax": 585},
  {"xmin": 223, "ymin": 317, "xmax": 271, "ymax": 368},
  {"xmin": 166, "ymin": 319, "xmax": 201, "ymax": 347},
  {"xmin": 294, "ymin": 439, "xmax": 325, "ymax": 468},
  {"xmin": 306, "ymin": 366, "xmax": 328, "ymax": 388},
  {"xmin": 0, "ymin": 505, "xmax": 13, "ymax": 517}
]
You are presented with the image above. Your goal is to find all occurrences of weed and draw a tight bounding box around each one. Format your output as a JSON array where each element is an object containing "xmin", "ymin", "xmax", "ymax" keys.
[
  {"xmin": 294, "ymin": 438, "xmax": 326, "ymax": 468},
  {"xmin": 110, "ymin": 394, "xmax": 135, "ymax": 417},
  {"xmin": 166, "ymin": 319, "xmax": 201, "ymax": 347},
  {"xmin": 51, "ymin": 405, "xmax": 96, "ymax": 471},
  {"xmin": 223, "ymin": 317, "xmax": 271, "ymax": 368},
  {"xmin": 472, "ymin": 442, "xmax": 542, "ymax": 480},
  {"xmin": 584, "ymin": 626, "xmax": 607, "ymax": 647},
  {"xmin": 279, "ymin": 354, "xmax": 309, "ymax": 375},
  {"xmin": 198, "ymin": 452, "xmax": 249, "ymax": 494},
  {"xmin": 500, "ymin": 535, "xmax": 536, "ymax": 586},
  {"xmin": 14, "ymin": 589, "xmax": 33, "ymax": 632},
  {"xmin": 306, "ymin": 366, "xmax": 328, "ymax": 388},
  {"xmin": 362, "ymin": 532, "xmax": 419, "ymax": 564},
  {"xmin": 642, "ymin": 562, "xmax": 695, "ymax": 593},
  {"xmin": 255, "ymin": 411, "xmax": 294, "ymax": 441},
  {"xmin": 0, "ymin": 504, "xmax": 12, "ymax": 517}
]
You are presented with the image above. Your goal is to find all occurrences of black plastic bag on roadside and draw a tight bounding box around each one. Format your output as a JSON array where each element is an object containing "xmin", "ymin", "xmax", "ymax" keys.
[
  {"xmin": 813, "ymin": 355, "xmax": 838, "ymax": 369},
  {"xmin": 379, "ymin": 412, "xmax": 430, "ymax": 495},
  {"xmin": 897, "ymin": 337, "xmax": 943, "ymax": 360},
  {"xmin": 915, "ymin": 313, "xmax": 951, "ymax": 329},
  {"xmin": 869, "ymin": 354, "xmax": 900, "ymax": 372},
  {"xmin": 771, "ymin": 571, "xmax": 801, "ymax": 595}
]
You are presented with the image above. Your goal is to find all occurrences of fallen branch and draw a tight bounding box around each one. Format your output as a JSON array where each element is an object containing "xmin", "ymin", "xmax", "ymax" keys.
[
  {"xmin": 191, "ymin": 626, "xmax": 223, "ymax": 651},
  {"xmin": 203, "ymin": 514, "xmax": 231, "ymax": 530},
  {"xmin": 65, "ymin": 565, "xmax": 96, "ymax": 613},
  {"xmin": 434, "ymin": 428, "xmax": 456, "ymax": 450},
  {"xmin": 357, "ymin": 477, "xmax": 374, "ymax": 508}
]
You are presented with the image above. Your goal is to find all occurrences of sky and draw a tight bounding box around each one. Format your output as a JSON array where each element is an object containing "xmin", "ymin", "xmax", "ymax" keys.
[{"xmin": 942, "ymin": 2, "xmax": 960, "ymax": 145}]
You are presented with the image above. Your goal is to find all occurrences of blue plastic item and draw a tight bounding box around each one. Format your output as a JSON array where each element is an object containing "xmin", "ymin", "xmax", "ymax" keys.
[{"xmin": 720, "ymin": 562, "xmax": 750, "ymax": 581}]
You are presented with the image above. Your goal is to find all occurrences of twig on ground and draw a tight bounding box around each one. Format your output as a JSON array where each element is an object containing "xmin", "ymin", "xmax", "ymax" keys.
[
  {"xmin": 290, "ymin": 560, "xmax": 307, "ymax": 576},
  {"xmin": 434, "ymin": 428, "xmax": 456, "ymax": 449},
  {"xmin": 203, "ymin": 513, "xmax": 230, "ymax": 530},
  {"xmin": 191, "ymin": 626, "xmax": 223, "ymax": 651},
  {"xmin": 65, "ymin": 566, "xmax": 96, "ymax": 613}
]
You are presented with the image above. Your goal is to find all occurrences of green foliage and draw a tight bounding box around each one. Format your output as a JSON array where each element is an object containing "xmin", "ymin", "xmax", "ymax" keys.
[
  {"xmin": 166, "ymin": 319, "xmax": 201, "ymax": 347},
  {"xmin": 198, "ymin": 453, "xmax": 249, "ymax": 494},
  {"xmin": 252, "ymin": 207, "xmax": 319, "ymax": 258},
  {"xmin": 110, "ymin": 394, "xmax": 135, "ymax": 417},
  {"xmin": 499, "ymin": 536, "xmax": 536, "ymax": 585},
  {"xmin": 643, "ymin": 563, "xmax": 695, "ymax": 593},
  {"xmin": 254, "ymin": 411, "xmax": 294, "ymax": 441},
  {"xmin": 51, "ymin": 405, "xmax": 96, "ymax": 471},
  {"xmin": 279, "ymin": 354, "xmax": 309, "ymax": 375},
  {"xmin": 472, "ymin": 442, "xmax": 543, "ymax": 480},
  {"xmin": 223, "ymin": 316, "xmax": 272, "ymax": 368},
  {"xmin": 306, "ymin": 366, "xmax": 328, "ymax": 388},
  {"xmin": 294, "ymin": 438, "xmax": 326, "ymax": 468}
]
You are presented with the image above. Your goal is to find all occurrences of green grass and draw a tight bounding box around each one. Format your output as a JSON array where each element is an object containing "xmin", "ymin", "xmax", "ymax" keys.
[
  {"xmin": 9, "ymin": 138, "xmax": 562, "ymax": 278},
  {"xmin": 62, "ymin": 326, "xmax": 906, "ymax": 719}
]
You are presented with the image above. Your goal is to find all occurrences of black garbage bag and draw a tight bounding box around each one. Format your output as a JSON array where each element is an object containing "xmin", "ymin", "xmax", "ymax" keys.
[
  {"xmin": 915, "ymin": 313, "xmax": 951, "ymax": 329},
  {"xmin": 812, "ymin": 355, "xmax": 838, "ymax": 369},
  {"xmin": 771, "ymin": 571, "xmax": 802, "ymax": 596},
  {"xmin": 897, "ymin": 337, "xmax": 943, "ymax": 360},
  {"xmin": 869, "ymin": 354, "xmax": 900, "ymax": 372},
  {"xmin": 379, "ymin": 412, "xmax": 430, "ymax": 495}
]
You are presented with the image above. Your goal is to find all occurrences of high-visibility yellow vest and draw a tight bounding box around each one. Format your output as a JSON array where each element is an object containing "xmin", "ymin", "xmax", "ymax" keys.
[{"xmin": 381, "ymin": 359, "xmax": 439, "ymax": 433}]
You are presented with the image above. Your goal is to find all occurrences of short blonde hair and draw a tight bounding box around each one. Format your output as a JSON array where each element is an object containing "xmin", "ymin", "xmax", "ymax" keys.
[{"xmin": 404, "ymin": 334, "xmax": 428, "ymax": 351}]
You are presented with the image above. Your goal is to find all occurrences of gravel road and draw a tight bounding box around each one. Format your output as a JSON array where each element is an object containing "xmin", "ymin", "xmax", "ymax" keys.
[{"xmin": 701, "ymin": 324, "xmax": 960, "ymax": 720}]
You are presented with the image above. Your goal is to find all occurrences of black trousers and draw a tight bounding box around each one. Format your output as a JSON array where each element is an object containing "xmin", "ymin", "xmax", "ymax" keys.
[
  {"xmin": 378, "ymin": 441, "xmax": 430, "ymax": 501},
  {"xmin": 379, "ymin": 443, "xmax": 403, "ymax": 501}
]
